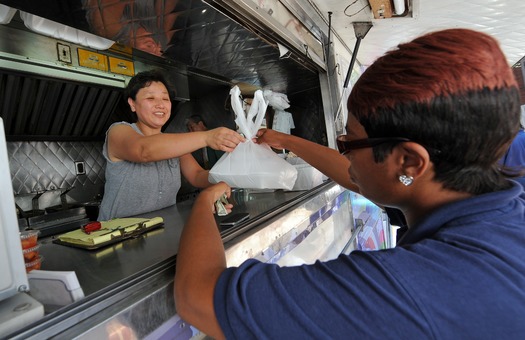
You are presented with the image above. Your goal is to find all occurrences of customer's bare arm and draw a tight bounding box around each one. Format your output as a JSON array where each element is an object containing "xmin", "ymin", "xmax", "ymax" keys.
[
  {"xmin": 175, "ymin": 183, "xmax": 230, "ymax": 340},
  {"xmin": 255, "ymin": 129, "xmax": 359, "ymax": 192}
]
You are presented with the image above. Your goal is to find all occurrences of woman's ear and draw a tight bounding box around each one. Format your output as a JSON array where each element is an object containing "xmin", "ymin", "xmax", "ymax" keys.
[
  {"xmin": 397, "ymin": 142, "xmax": 431, "ymax": 180},
  {"xmin": 128, "ymin": 98, "xmax": 136, "ymax": 112}
]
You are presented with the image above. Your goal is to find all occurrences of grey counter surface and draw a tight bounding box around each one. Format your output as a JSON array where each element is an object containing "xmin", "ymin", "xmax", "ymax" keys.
[
  {"xmin": 37, "ymin": 188, "xmax": 307, "ymax": 296},
  {"xmin": 10, "ymin": 181, "xmax": 369, "ymax": 339}
]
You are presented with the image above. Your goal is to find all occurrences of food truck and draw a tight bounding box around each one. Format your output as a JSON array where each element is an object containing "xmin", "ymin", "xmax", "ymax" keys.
[{"xmin": 0, "ymin": 0, "xmax": 524, "ymax": 338}]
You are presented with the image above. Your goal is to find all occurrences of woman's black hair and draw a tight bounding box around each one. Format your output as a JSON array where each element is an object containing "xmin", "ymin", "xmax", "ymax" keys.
[{"xmin": 125, "ymin": 69, "xmax": 172, "ymax": 100}]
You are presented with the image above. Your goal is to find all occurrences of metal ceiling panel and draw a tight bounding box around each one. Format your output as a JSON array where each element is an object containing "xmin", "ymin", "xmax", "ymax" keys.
[{"xmin": 0, "ymin": 0, "xmax": 321, "ymax": 96}]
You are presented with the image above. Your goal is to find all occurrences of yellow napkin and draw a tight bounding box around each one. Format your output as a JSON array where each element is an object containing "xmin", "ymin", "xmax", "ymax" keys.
[{"xmin": 57, "ymin": 217, "xmax": 163, "ymax": 246}]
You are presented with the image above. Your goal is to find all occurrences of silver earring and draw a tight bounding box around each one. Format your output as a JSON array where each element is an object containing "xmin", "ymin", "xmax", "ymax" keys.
[{"xmin": 399, "ymin": 175, "xmax": 414, "ymax": 186}]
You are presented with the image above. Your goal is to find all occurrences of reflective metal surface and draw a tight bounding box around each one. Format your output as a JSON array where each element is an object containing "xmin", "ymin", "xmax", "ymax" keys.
[
  {"xmin": 0, "ymin": 22, "xmax": 189, "ymax": 140},
  {"xmin": 36, "ymin": 187, "xmax": 307, "ymax": 296},
  {"xmin": 0, "ymin": 0, "xmax": 321, "ymax": 96},
  {"xmin": 8, "ymin": 183, "xmax": 328, "ymax": 338},
  {"xmin": 7, "ymin": 180, "xmax": 390, "ymax": 339}
]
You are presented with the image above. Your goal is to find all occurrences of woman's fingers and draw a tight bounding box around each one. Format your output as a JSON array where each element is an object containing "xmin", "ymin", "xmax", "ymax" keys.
[{"xmin": 207, "ymin": 128, "xmax": 245, "ymax": 151}]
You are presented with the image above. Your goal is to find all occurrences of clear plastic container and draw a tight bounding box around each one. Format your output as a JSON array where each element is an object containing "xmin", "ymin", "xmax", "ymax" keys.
[
  {"xmin": 25, "ymin": 255, "xmax": 44, "ymax": 273},
  {"xmin": 20, "ymin": 230, "xmax": 40, "ymax": 249},
  {"xmin": 22, "ymin": 243, "xmax": 40, "ymax": 263}
]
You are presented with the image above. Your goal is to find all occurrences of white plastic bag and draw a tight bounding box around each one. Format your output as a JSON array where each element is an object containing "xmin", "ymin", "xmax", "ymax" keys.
[
  {"xmin": 209, "ymin": 86, "xmax": 297, "ymax": 190},
  {"xmin": 286, "ymin": 157, "xmax": 327, "ymax": 191},
  {"xmin": 263, "ymin": 89, "xmax": 290, "ymax": 110}
]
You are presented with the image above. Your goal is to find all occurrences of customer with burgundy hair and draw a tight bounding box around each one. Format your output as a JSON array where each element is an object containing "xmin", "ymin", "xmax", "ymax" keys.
[{"xmin": 175, "ymin": 28, "xmax": 525, "ymax": 338}]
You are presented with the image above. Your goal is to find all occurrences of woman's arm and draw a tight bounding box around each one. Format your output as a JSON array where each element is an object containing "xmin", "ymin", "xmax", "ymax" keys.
[
  {"xmin": 180, "ymin": 154, "xmax": 212, "ymax": 188},
  {"xmin": 107, "ymin": 125, "xmax": 244, "ymax": 163}
]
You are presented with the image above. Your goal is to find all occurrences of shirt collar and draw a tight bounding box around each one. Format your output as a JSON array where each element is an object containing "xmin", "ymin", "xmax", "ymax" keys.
[{"xmin": 397, "ymin": 181, "xmax": 524, "ymax": 246}]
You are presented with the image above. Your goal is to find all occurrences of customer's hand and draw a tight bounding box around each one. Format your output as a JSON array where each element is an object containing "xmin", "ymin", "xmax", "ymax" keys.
[
  {"xmin": 254, "ymin": 128, "xmax": 288, "ymax": 150},
  {"xmin": 198, "ymin": 182, "xmax": 233, "ymax": 214}
]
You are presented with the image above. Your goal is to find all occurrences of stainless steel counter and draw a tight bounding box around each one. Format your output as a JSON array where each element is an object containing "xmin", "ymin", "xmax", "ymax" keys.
[
  {"xmin": 37, "ymin": 188, "xmax": 306, "ymax": 296},
  {"xmin": 9, "ymin": 181, "xmax": 388, "ymax": 339},
  {"xmin": 9, "ymin": 186, "xmax": 315, "ymax": 339}
]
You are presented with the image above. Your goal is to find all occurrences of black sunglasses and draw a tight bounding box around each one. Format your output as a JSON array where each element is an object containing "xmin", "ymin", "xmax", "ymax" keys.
[{"xmin": 336, "ymin": 135, "xmax": 411, "ymax": 155}]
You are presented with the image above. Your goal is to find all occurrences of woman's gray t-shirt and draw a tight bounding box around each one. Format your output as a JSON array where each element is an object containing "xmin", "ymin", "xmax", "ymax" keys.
[{"xmin": 98, "ymin": 122, "xmax": 181, "ymax": 220}]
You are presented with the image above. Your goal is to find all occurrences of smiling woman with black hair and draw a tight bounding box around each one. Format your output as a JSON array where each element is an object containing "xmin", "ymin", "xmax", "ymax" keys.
[{"xmin": 98, "ymin": 70, "xmax": 244, "ymax": 220}]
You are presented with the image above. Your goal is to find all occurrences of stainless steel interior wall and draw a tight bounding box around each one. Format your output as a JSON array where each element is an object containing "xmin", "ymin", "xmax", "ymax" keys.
[{"xmin": 8, "ymin": 141, "xmax": 105, "ymax": 209}]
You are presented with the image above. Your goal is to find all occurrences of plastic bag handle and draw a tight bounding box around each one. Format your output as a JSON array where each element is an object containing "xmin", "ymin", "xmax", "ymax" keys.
[{"xmin": 230, "ymin": 86, "xmax": 268, "ymax": 138}]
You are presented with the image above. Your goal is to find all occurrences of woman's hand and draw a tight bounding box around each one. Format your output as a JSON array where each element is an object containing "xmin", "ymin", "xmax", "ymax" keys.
[{"xmin": 206, "ymin": 127, "xmax": 245, "ymax": 152}]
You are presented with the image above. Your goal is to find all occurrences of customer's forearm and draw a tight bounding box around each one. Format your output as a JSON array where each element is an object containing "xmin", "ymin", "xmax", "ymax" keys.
[
  {"xmin": 283, "ymin": 135, "xmax": 359, "ymax": 192},
  {"xmin": 175, "ymin": 191, "xmax": 226, "ymax": 338}
]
